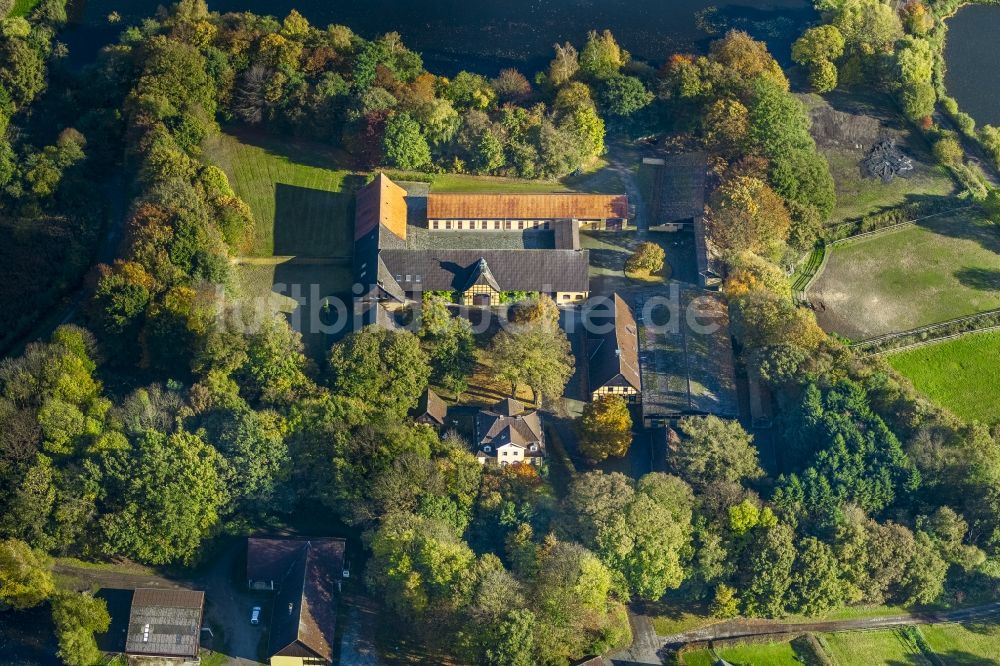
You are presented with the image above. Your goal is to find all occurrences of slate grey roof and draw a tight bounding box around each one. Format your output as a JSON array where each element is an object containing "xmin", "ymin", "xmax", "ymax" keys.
[
  {"xmin": 124, "ymin": 589, "xmax": 204, "ymax": 659},
  {"xmin": 475, "ymin": 398, "xmax": 544, "ymax": 458},
  {"xmin": 252, "ymin": 538, "xmax": 346, "ymax": 663},
  {"xmin": 378, "ymin": 249, "xmax": 590, "ymax": 294},
  {"xmin": 553, "ymin": 219, "xmax": 581, "ymax": 250},
  {"xmin": 586, "ymin": 294, "xmax": 642, "ymax": 394},
  {"xmin": 414, "ymin": 388, "xmax": 448, "ymax": 425},
  {"xmin": 461, "ymin": 258, "xmax": 502, "ymax": 292}
]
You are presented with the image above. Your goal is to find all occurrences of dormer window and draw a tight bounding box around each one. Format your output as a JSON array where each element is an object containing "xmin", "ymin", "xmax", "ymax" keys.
[
  {"xmin": 483, "ymin": 445, "xmax": 491, "ymax": 453},
  {"xmin": 530, "ymin": 444, "xmax": 538, "ymax": 452}
]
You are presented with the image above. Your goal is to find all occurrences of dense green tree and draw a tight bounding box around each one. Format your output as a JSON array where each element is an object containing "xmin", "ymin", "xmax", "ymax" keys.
[
  {"xmin": 530, "ymin": 539, "xmax": 630, "ymax": 664},
  {"xmin": 482, "ymin": 608, "xmax": 536, "ymax": 666},
  {"xmin": 383, "ymin": 112, "xmax": 431, "ymax": 170},
  {"xmin": 239, "ymin": 316, "xmax": 312, "ymax": 406},
  {"xmin": 0, "ymin": 539, "xmax": 54, "ymax": 609},
  {"xmin": 672, "ymin": 416, "xmax": 762, "ymax": 486},
  {"xmin": 208, "ymin": 408, "xmax": 288, "ymax": 510},
  {"xmin": 488, "ymin": 318, "xmax": 574, "ymax": 406},
  {"xmin": 98, "ymin": 430, "xmax": 226, "ymax": 565},
  {"xmin": 600, "ymin": 75, "xmax": 653, "ymax": 117},
  {"xmin": 418, "ymin": 295, "xmax": 475, "ymax": 396},
  {"xmin": 50, "ymin": 591, "xmax": 110, "ymax": 666},
  {"xmin": 328, "ymin": 327, "xmax": 430, "ymax": 421},
  {"xmin": 563, "ymin": 472, "xmax": 694, "ymax": 599},
  {"xmin": 740, "ymin": 522, "xmax": 795, "ymax": 617},
  {"xmin": 367, "ymin": 512, "xmax": 476, "ymax": 617},
  {"xmin": 747, "ymin": 77, "xmax": 835, "ymax": 217},
  {"xmin": 789, "ymin": 537, "xmax": 844, "ymax": 616}
]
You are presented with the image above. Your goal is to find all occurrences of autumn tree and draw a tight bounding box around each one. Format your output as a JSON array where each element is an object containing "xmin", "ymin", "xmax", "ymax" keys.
[
  {"xmin": 792, "ymin": 25, "xmax": 845, "ymax": 93},
  {"xmin": 624, "ymin": 241, "xmax": 665, "ymax": 274},
  {"xmin": 703, "ymin": 98, "xmax": 750, "ymax": 154},
  {"xmin": 579, "ymin": 30, "xmax": 627, "ymax": 80},
  {"xmin": 705, "ymin": 175, "xmax": 791, "ymax": 259},
  {"xmin": 578, "ymin": 395, "xmax": 633, "ymax": 464},
  {"xmin": 493, "ymin": 68, "xmax": 532, "ymax": 102},
  {"xmin": 548, "ymin": 42, "xmax": 580, "ymax": 87}
]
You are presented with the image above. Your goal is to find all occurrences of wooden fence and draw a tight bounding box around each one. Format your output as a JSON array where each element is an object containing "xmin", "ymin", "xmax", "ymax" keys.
[{"xmin": 851, "ymin": 307, "xmax": 1000, "ymax": 355}]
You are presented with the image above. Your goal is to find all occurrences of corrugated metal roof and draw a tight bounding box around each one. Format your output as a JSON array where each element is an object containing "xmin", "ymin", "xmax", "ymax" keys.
[
  {"xmin": 427, "ymin": 193, "xmax": 628, "ymax": 221},
  {"xmin": 124, "ymin": 589, "xmax": 204, "ymax": 658}
]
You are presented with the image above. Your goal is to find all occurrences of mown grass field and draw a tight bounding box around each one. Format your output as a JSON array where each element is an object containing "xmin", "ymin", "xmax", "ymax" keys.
[
  {"xmin": 821, "ymin": 629, "xmax": 930, "ymax": 665},
  {"xmin": 809, "ymin": 210, "xmax": 1000, "ymax": 339},
  {"xmin": 233, "ymin": 260, "xmax": 354, "ymax": 357},
  {"xmin": 681, "ymin": 641, "xmax": 802, "ymax": 665},
  {"xmin": 822, "ymin": 148, "xmax": 955, "ymax": 224},
  {"xmin": 204, "ymin": 132, "xmax": 358, "ymax": 257},
  {"xmin": 920, "ymin": 621, "xmax": 1000, "ymax": 663},
  {"xmin": 679, "ymin": 623, "xmax": 1000, "ymax": 666},
  {"xmin": 888, "ymin": 330, "xmax": 1000, "ymax": 425}
]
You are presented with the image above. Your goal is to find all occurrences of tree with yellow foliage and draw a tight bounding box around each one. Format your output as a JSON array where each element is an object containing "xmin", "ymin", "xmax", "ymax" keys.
[
  {"xmin": 705, "ymin": 175, "xmax": 791, "ymax": 260},
  {"xmin": 578, "ymin": 395, "xmax": 633, "ymax": 463}
]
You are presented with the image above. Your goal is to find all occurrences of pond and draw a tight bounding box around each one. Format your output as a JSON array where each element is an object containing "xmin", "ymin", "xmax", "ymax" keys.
[
  {"xmin": 944, "ymin": 4, "xmax": 1000, "ymax": 127},
  {"xmin": 62, "ymin": 0, "xmax": 814, "ymax": 74}
]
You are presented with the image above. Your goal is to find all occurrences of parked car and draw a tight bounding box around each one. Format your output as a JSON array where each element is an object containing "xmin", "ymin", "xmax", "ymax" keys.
[{"xmin": 250, "ymin": 607, "xmax": 261, "ymax": 625}]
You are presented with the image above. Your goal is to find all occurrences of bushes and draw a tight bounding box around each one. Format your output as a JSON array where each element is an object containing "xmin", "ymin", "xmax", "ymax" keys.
[{"xmin": 932, "ymin": 134, "xmax": 964, "ymax": 165}]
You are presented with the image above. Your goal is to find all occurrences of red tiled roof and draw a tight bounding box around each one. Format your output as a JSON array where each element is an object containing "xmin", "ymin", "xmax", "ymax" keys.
[{"xmin": 427, "ymin": 193, "xmax": 628, "ymax": 221}]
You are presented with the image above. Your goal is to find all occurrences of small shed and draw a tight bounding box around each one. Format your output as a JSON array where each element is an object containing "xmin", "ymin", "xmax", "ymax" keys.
[{"xmin": 124, "ymin": 588, "xmax": 204, "ymax": 665}]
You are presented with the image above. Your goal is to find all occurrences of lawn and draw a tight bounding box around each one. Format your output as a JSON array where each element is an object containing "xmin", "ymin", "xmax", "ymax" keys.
[
  {"xmin": 809, "ymin": 210, "xmax": 1000, "ymax": 339},
  {"xmin": 888, "ymin": 330, "xmax": 1000, "ymax": 425},
  {"xmin": 820, "ymin": 628, "xmax": 931, "ymax": 665},
  {"xmin": 823, "ymin": 147, "xmax": 955, "ymax": 224},
  {"xmin": 429, "ymin": 172, "xmax": 571, "ymax": 193},
  {"xmin": 681, "ymin": 640, "xmax": 805, "ymax": 666},
  {"xmin": 233, "ymin": 259, "xmax": 354, "ymax": 357},
  {"xmin": 203, "ymin": 131, "xmax": 358, "ymax": 257},
  {"xmin": 920, "ymin": 621, "xmax": 1000, "ymax": 664}
]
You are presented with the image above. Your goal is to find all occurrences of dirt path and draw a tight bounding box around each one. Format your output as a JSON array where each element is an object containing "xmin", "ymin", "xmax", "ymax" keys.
[{"xmin": 607, "ymin": 146, "xmax": 646, "ymax": 233}]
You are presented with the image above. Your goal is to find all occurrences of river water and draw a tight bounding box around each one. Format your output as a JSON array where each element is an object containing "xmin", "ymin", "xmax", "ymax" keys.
[
  {"xmin": 944, "ymin": 4, "xmax": 1000, "ymax": 127},
  {"xmin": 62, "ymin": 0, "xmax": 814, "ymax": 74}
]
